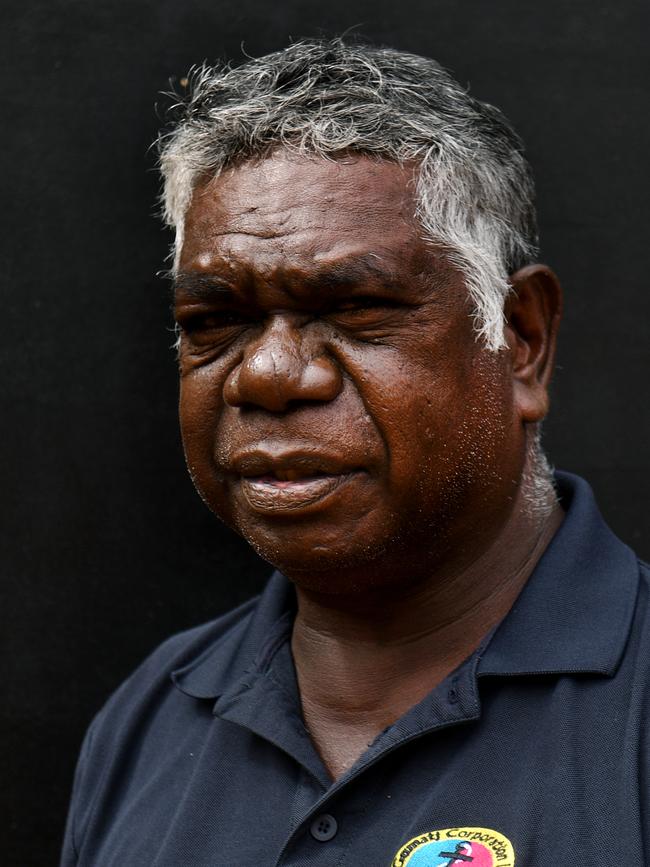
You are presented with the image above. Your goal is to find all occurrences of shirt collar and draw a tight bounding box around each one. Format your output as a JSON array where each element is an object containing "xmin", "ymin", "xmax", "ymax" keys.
[
  {"xmin": 171, "ymin": 572, "xmax": 295, "ymax": 701},
  {"xmin": 478, "ymin": 471, "xmax": 639, "ymax": 678},
  {"xmin": 172, "ymin": 471, "xmax": 640, "ymax": 701}
]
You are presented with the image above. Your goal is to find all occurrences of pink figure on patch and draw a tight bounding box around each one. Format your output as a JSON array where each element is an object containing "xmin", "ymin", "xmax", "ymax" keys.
[{"xmin": 437, "ymin": 840, "xmax": 494, "ymax": 866}]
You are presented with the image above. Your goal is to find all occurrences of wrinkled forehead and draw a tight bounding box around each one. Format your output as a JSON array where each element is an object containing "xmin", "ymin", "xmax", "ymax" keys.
[{"xmin": 179, "ymin": 151, "xmax": 428, "ymax": 275}]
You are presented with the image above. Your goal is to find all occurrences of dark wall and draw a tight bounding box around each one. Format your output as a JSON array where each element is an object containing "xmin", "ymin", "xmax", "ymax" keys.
[{"xmin": 2, "ymin": 0, "xmax": 649, "ymax": 863}]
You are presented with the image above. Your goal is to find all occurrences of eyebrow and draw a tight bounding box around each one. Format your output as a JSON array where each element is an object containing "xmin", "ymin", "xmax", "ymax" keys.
[
  {"xmin": 171, "ymin": 271, "xmax": 236, "ymax": 301},
  {"xmin": 172, "ymin": 254, "xmax": 404, "ymax": 301},
  {"xmin": 302, "ymin": 256, "xmax": 403, "ymax": 293}
]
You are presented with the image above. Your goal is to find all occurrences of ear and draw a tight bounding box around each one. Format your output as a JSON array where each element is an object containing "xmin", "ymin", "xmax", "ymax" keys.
[{"xmin": 504, "ymin": 264, "xmax": 563, "ymax": 423}]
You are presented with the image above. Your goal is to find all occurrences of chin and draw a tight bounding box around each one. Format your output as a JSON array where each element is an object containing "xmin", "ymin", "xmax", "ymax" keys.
[
  {"xmin": 239, "ymin": 522, "xmax": 427, "ymax": 597},
  {"xmin": 246, "ymin": 531, "xmax": 385, "ymax": 571}
]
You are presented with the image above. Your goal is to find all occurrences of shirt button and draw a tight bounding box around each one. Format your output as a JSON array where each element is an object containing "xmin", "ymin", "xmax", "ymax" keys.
[{"xmin": 310, "ymin": 813, "xmax": 338, "ymax": 842}]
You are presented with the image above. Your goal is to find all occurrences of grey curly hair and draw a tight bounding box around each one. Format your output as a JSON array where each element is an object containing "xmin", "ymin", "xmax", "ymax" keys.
[{"xmin": 158, "ymin": 38, "xmax": 539, "ymax": 351}]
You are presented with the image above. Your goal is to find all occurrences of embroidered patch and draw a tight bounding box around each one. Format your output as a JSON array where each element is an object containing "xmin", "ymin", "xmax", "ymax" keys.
[{"xmin": 391, "ymin": 826, "xmax": 515, "ymax": 866}]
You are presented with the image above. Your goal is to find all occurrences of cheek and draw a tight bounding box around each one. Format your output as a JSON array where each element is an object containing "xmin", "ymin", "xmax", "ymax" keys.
[
  {"xmin": 433, "ymin": 365, "xmax": 520, "ymax": 508},
  {"xmin": 180, "ymin": 378, "xmax": 215, "ymax": 448},
  {"xmin": 179, "ymin": 372, "xmax": 227, "ymax": 495},
  {"xmin": 384, "ymin": 351, "xmax": 517, "ymax": 502}
]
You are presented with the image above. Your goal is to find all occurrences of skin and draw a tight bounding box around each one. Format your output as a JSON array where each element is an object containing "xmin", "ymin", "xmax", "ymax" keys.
[{"xmin": 175, "ymin": 150, "xmax": 563, "ymax": 779}]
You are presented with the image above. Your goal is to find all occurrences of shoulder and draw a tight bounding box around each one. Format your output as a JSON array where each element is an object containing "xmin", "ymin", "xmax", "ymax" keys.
[
  {"xmin": 78, "ymin": 570, "xmax": 294, "ymax": 756},
  {"xmin": 61, "ymin": 594, "xmax": 264, "ymax": 863}
]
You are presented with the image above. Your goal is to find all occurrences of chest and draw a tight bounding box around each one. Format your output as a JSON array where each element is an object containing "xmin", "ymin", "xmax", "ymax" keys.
[{"xmin": 78, "ymin": 679, "xmax": 645, "ymax": 867}]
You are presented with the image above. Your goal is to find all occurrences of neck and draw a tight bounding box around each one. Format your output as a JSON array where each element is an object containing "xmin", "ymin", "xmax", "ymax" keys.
[{"xmin": 289, "ymin": 481, "xmax": 563, "ymax": 779}]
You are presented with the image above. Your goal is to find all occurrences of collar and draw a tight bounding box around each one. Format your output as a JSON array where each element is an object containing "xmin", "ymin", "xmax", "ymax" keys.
[
  {"xmin": 478, "ymin": 471, "xmax": 639, "ymax": 678},
  {"xmin": 172, "ymin": 471, "xmax": 640, "ymax": 701},
  {"xmin": 171, "ymin": 572, "xmax": 296, "ymax": 701}
]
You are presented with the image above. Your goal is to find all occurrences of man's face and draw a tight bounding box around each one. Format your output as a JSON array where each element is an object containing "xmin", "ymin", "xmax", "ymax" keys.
[{"xmin": 175, "ymin": 152, "xmax": 525, "ymax": 591}]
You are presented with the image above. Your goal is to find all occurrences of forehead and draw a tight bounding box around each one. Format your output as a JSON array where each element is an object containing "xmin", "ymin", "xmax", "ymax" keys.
[{"xmin": 179, "ymin": 151, "xmax": 430, "ymax": 276}]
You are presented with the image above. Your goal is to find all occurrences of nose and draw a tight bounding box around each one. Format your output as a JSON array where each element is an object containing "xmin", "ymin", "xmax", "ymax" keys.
[{"xmin": 223, "ymin": 314, "xmax": 343, "ymax": 412}]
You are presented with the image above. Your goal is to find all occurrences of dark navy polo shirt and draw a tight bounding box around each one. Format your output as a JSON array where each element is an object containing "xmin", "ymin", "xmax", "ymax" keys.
[{"xmin": 61, "ymin": 473, "xmax": 650, "ymax": 866}]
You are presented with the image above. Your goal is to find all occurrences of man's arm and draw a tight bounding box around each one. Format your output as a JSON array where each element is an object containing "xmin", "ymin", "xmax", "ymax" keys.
[{"xmin": 60, "ymin": 714, "xmax": 100, "ymax": 867}]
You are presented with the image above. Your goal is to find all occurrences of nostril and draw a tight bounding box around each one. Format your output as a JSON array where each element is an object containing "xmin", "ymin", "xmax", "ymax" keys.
[{"xmin": 299, "ymin": 357, "xmax": 343, "ymax": 401}]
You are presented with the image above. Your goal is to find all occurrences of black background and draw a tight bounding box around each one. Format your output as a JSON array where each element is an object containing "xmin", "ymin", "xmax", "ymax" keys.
[{"xmin": 2, "ymin": 0, "xmax": 649, "ymax": 863}]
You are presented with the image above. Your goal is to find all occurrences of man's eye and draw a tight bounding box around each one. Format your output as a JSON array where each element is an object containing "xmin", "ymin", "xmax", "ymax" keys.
[
  {"xmin": 176, "ymin": 311, "xmax": 255, "ymax": 348},
  {"xmin": 180, "ymin": 312, "xmax": 252, "ymax": 333},
  {"xmin": 326, "ymin": 298, "xmax": 400, "ymax": 324}
]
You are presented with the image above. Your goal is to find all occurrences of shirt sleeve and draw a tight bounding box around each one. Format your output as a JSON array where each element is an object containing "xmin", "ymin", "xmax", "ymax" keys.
[{"xmin": 59, "ymin": 714, "xmax": 99, "ymax": 867}]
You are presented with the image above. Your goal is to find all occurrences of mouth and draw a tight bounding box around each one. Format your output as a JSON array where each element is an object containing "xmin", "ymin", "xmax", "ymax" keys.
[
  {"xmin": 229, "ymin": 449, "xmax": 363, "ymax": 513},
  {"xmin": 240, "ymin": 472, "xmax": 355, "ymax": 512}
]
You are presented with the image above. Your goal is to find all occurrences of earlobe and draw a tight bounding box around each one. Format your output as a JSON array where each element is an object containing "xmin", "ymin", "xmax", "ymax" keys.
[{"xmin": 505, "ymin": 264, "xmax": 563, "ymax": 423}]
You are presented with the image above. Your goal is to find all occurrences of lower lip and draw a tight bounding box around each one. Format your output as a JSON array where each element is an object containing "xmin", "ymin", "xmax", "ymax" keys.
[{"xmin": 239, "ymin": 473, "xmax": 355, "ymax": 513}]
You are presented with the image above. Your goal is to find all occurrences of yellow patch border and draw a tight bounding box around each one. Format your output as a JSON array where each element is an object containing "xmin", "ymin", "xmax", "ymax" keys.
[{"xmin": 391, "ymin": 826, "xmax": 515, "ymax": 866}]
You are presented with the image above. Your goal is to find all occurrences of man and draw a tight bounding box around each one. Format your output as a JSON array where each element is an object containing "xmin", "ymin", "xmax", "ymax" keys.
[{"xmin": 61, "ymin": 40, "xmax": 649, "ymax": 866}]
